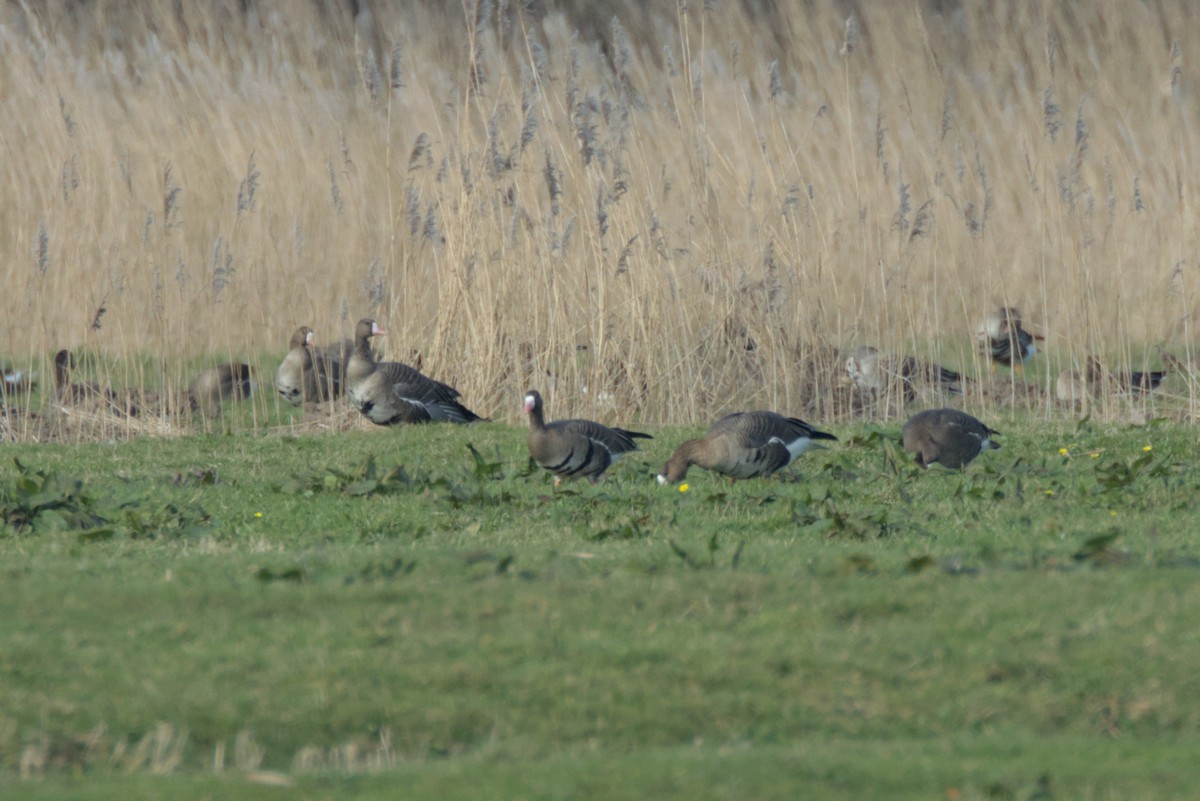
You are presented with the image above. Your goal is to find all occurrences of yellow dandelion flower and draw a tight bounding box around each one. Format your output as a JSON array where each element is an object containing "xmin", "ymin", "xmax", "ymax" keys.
[
  {"xmin": 254, "ymin": 512, "xmax": 263, "ymax": 518},
  {"xmin": 1044, "ymin": 489, "xmax": 1055, "ymax": 496},
  {"xmin": 1058, "ymin": 447, "xmax": 1069, "ymax": 457},
  {"xmin": 1143, "ymin": 445, "xmax": 1152, "ymax": 452},
  {"xmin": 679, "ymin": 483, "xmax": 689, "ymax": 493}
]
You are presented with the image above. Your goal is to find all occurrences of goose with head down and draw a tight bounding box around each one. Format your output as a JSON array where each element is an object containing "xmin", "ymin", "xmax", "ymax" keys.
[
  {"xmin": 657, "ymin": 411, "xmax": 837, "ymax": 484},
  {"xmin": 901, "ymin": 408, "xmax": 999, "ymax": 469}
]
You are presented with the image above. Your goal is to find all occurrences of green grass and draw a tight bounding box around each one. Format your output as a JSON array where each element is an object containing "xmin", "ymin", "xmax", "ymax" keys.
[{"xmin": 3, "ymin": 417, "xmax": 1199, "ymax": 798}]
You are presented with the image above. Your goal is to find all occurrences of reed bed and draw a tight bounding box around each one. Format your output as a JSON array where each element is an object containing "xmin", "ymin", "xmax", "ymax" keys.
[{"xmin": 1, "ymin": 0, "xmax": 1198, "ymax": 440}]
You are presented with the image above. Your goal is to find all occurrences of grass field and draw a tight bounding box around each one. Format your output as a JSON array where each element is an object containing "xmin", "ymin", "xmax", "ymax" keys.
[
  {"xmin": 4, "ymin": 415, "xmax": 1200, "ymax": 798},
  {"xmin": 3, "ymin": 0, "xmax": 1200, "ymax": 797}
]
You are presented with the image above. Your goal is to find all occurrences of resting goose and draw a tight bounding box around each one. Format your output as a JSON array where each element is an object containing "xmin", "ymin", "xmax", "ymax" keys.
[
  {"xmin": 977, "ymin": 307, "xmax": 1041, "ymax": 369},
  {"xmin": 845, "ymin": 345, "xmax": 965, "ymax": 403},
  {"xmin": 1085, "ymin": 356, "xmax": 1167, "ymax": 396},
  {"xmin": 53, "ymin": 349, "xmax": 115, "ymax": 406},
  {"xmin": 346, "ymin": 319, "xmax": 483, "ymax": 424},
  {"xmin": 190, "ymin": 363, "xmax": 254, "ymax": 418},
  {"xmin": 902, "ymin": 408, "xmax": 999, "ymax": 469},
  {"xmin": 657, "ymin": 411, "xmax": 837, "ymax": 484},
  {"xmin": 2, "ymin": 365, "xmax": 36, "ymax": 398},
  {"xmin": 275, "ymin": 326, "xmax": 320, "ymax": 406},
  {"xmin": 524, "ymin": 389, "xmax": 650, "ymax": 485}
]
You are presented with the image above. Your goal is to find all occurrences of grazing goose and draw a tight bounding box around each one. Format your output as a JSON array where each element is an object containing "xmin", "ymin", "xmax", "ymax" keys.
[
  {"xmin": 190, "ymin": 363, "xmax": 254, "ymax": 418},
  {"xmin": 977, "ymin": 307, "xmax": 1041, "ymax": 369},
  {"xmin": 345, "ymin": 318, "xmax": 483, "ymax": 425},
  {"xmin": 657, "ymin": 411, "xmax": 838, "ymax": 484},
  {"xmin": 53, "ymin": 349, "xmax": 116, "ymax": 406},
  {"xmin": 845, "ymin": 345, "xmax": 965, "ymax": 403},
  {"xmin": 524, "ymin": 389, "xmax": 651, "ymax": 485},
  {"xmin": 901, "ymin": 408, "xmax": 1000, "ymax": 469}
]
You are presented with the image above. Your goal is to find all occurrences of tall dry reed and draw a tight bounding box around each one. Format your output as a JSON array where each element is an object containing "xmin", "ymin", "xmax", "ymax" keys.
[{"xmin": 1, "ymin": 0, "xmax": 1197, "ymax": 436}]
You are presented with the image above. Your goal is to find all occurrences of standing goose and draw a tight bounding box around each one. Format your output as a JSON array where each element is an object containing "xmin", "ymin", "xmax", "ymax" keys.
[
  {"xmin": 53, "ymin": 349, "xmax": 116, "ymax": 406},
  {"xmin": 190, "ymin": 363, "xmax": 254, "ymax": 418},
  {"xmin": 657, "ymin": 411, "xmax": 837, "ymax": 484},
  {"xmin": 524, "ymin": 389, "xmax": 651, "ymax": 485},
  {"xmin": 977, "ymin": 307, "xmax": 1041, "ymax": 369},
  {"xmin": 902, "ymin": 408, "xmax": 1000, "ymax": 469},
  {"xmin": 845, "ymin": 345, "xmax": 965, "ymax": 404},
  {"xmin": 345, "ymin": 319, "xmax": 483, "ymax": 425}
]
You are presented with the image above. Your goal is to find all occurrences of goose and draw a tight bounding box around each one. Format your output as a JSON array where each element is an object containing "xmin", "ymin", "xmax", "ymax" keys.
[
  {"xmin": 1055, "ymin": 368, "xmax": 1089, "ymax": 408},
  {"xmin": 275, "ymin": 326, "xmax": 320, "ymax": 406},
  {"xmin": 901, "ymin": 408, "xmax": 1000, "ymax": 469},
  {"xmin": 345, "ymin": 319, "xmax": 483, "ymax": 424},
  {"xmin": 976, "ymin": 307, "xmax": 1041, "ymax": 369},
  {"xmin": 2, "ymin": 365, "xmax": 36, "ymax": 398},
  {"xmin": 657, "ymin": 411, "xmax": 837, "ymax": 484},
  {"xmin": 1085, "ymin": 356, "xmax": 1167, "ymax": 396},
  {"xmin": 53, "ymin": 349, "xmax": 115, "ymax": 406},
  {"xmin": 845, "ymin": 345, "xmax": 965, "ymax": 403},
  {"xmin": 190, "ymin": 363, "xmax": 254, "ymax": 418},
  {"xmin": 524, "ymin": 389, "xmax": 650, "ymax": 485},
  {"xmin": 276, "ymin": 326, "xmax": 359, "ymax": 407}
]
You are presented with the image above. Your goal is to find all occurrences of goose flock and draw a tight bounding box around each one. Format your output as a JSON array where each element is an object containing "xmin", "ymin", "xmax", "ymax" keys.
[
  {"xmin": 272, "ymin": 317, "xmax": 1021, "ymax": 481},
  {"xmin": 6, "ymin": 306, "xmax": 1173, "ymax": 476}
]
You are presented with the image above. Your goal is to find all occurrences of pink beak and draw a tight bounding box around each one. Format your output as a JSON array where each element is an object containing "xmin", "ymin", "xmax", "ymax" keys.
[{"xmin": 372, "ymin": 322, "xmax": 387, "ymax": 336}]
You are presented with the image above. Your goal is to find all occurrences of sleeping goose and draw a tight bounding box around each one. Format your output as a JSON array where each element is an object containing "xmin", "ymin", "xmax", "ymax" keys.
[
  {"xmin": 53, "ymin": 349, "xmax": 116, "ymax": 406},
  {"xmin": 657, "ymin": 411, "xmax": 837, "ymax": 484},
  {"xmin": 902, "ymin": 408, "xmax": 1000, "ymax": 469},
  {"xmin": 190, "ymin": 363, "xmax": 254, "ymax": 418},
  {"xmin": 845, "ymin": 345, "xmax": 965, "ymax": 403},
  {"xmin": 345, "ymin": 319, "xmax": 483, "ymax": 425},
  {"xmin": 977, "ymin": 307, "xmax": 1041, "ymax": 369},
  {"xmin": 524, "ymin": 389, "xmax": 651, "ymax": 485}
]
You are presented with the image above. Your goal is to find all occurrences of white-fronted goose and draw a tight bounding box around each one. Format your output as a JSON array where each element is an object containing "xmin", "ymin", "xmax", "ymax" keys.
[
  {"xmin": 2, "ymin": 365, "xmax": 36, "ymax": 399},
  {"xmin": 277, "ymin": 325, "xmax": 360, "ymax": 407},
  {"xmin": 902, "ymin": 408, "xmax": 999, "ymax": 469},
  {"xmin": 657, "ymin": 411, "xmax": 837, "ymax": 484},
  {"xmin": 524, "ymin": 389, "xmax": 650, "ymax": 485},
  {"xmin": 275, "ymin": 326, "xmax": 319, "ymax": 406},
  {"xmin": 1085, "ymin": 356, "xmax": 1167, "ymax": 396},
  {"xmin": 190, "ymin": 363, "xmax": 254, "ymax": 418},
  {"xmin": 346, "ymin": 319, "xmax": 483, "ymax": 424},
  {"xmin": 845, "ymin": 345, "xmax": 965, "ymax": 403},
  {"xmin": 976, "ymin": 307, "xmax": 1041, "ymax": 369},
  {"xmin": 53, "ymin": 349, "xmax": 116, "ymax": 406},
  {"xmin": 1055, "ymin": 368, "xmax": 1089, "ymax": 408}
]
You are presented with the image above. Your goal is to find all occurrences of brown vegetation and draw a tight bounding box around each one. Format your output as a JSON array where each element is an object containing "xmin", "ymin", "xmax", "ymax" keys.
[{"xmin": 1, "ymin": 0, "xmax": 1197, "ymax": 438}]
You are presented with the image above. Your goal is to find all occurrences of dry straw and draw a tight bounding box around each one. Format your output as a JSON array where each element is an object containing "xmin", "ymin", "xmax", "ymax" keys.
[{"xmin": 1, "ymin": 0, "xmax": 1197, "ymax": 441}]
